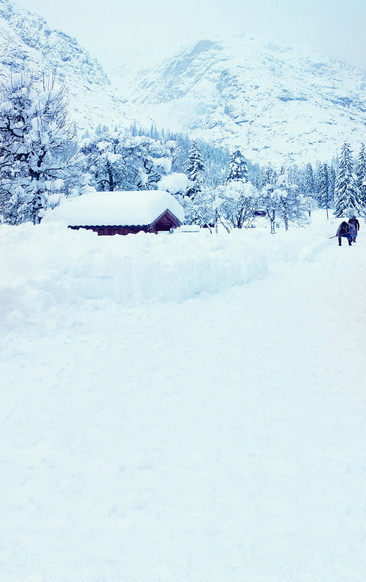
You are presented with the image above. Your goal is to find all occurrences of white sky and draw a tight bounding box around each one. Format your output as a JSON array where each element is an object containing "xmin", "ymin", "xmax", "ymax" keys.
[{"xmin": 14, "ymin": 0, "xmax": 366, "ymax": 71}]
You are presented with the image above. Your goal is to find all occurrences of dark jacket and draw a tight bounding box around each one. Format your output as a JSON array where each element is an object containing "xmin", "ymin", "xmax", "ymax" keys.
[
  {"xmin": 336, "ymin": 221, "xmax": 350, "ymax": 236},
  {"xmin": 348, "ymin": 217, "xmax": 360, "ymax": 231}
]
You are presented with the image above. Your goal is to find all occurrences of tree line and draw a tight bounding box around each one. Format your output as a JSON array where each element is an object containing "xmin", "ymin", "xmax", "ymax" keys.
[{"xmin": 0, "ymin": 74, "xmax": 365, "ymax": 231}]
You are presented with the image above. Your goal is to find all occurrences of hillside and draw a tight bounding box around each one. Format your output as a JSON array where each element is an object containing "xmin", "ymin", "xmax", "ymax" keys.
[
  {"xmin": 110, "ymin": 34, "xmax": 366, "ymax": 164},
  {"xmin": 0, "ymin": 0, "xmax": 151, "ymax": 133}
]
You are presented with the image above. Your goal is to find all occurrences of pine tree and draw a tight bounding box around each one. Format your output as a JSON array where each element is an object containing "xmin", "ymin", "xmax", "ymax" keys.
[
  {"xmin": 356, "ymin": 143, "xmax": 366, "ymax": 210},
  {"xmin": 334, "ymin": 143, "xmax": 359, "ymax": 218},
  {"xmin": 318, "ymin": 163, "xmax": 331, "ymax": 218},
  {"xmin": 329, "ymin": 165, "xmax": 337, "ymax": 206},
  {"xmin": 304, "ymin": 163, "xmax": 315, "ymax": 196},
  {"xmin": 226, "ymin": 149, "xmax": 248, "ymax": 183},
  {"xmin": 184, "ymin": 141, "xmax": 204, "ymax": 198},
  {"xmin": 261, "ymin": 167, "xmax": 278, "ymax": 234}
]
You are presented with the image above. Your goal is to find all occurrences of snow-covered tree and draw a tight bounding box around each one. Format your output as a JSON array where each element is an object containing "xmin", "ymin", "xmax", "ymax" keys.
[
  {"xmin": 318, "ymin": 162, "xmax": 331, "ymax": 218},
  {"xmin": 157, "ymin": 172, "xmax": 189, "ymax": 198},
  {"xmin": 300, "ymin": 195, "xmax": 317, "ymax": 218},
  {"xmin": 219, "ymin": 180, "xmax": 259, "ymax": 229},
  {"xmin": 260, "ymin": 167, "xmax": 278, "ymax": 233},
  {"xmin": 304, "ymin": 162, "xmax": 315, "ymax": 197},
  {"xmin": 0, "ymin": 74, "xmax": 78, "ymax": 224},
  {"xmin": 334, "ymin": 142, "xmax": 359, "ymax": 217},
  {"xmin": 181, "ymin": 185, "xmax": 221, "ymax": 230},
  {"xmin": 356, "ymin": 143, "xmax": 366, "ymax": 211},
  {"xmin": 226, "ymin": 149, "xmax": 248, "ymax": 183},
  {"xmin": 275, "ymin": 186, "xmax": 291, "ymax": 231},
  {"xmin": 273, "ymin": 171, "xmax": 302, "ymax": 231},
  {"xmin": 81, "ymin": 128, "xmax": 175, "ymax": 193},
  {"xmin": 184, "ymin": 141, "xmax": 204, "ymax": 198}
]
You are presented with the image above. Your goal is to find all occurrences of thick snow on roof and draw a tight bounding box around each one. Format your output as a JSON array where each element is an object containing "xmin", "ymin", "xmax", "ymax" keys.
[{"xmin": 44, "ymin": 190, "xmax": 184, "ymax": 226}]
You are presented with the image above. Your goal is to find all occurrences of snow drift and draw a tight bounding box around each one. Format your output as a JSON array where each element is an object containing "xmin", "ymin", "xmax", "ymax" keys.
[{"xmin": 1, "ymin": 212, "xmax": 366, "ymax": 582}]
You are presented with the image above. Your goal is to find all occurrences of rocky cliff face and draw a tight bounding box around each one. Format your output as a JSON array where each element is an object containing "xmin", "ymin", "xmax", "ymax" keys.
[
  {"xmin": 110, "ymin": 34, "xmax": 366, "ymax": 164},
  {"xmin": 0, "ymin": 0, "xmax": 151, "ymax": 133}
]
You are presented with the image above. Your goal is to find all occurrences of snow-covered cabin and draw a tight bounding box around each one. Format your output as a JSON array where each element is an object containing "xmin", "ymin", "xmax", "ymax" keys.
[{"xmin": 44, "ymin": 190, "xmax": 184, "ymax": 235}]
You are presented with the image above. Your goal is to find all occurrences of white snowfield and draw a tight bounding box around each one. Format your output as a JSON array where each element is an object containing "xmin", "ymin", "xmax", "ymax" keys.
[{"xmin": 1, "ymin": 211, "xmax": 366, "ymax": 582}]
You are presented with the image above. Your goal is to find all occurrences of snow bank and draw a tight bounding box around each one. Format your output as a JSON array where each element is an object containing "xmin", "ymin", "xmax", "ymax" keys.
[
  {"xmin": 0, "ymin": 223, "xmax": 266, "ymax": 325},
  {"xmin": 0, "ymin": 212, "xmax": 339, "ymax": 329}
]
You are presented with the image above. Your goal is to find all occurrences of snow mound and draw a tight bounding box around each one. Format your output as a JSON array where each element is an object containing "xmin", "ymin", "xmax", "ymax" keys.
[
  {"xmin": 0, "ymin": 223, "xmax": 268, "ymax": 326},
  {"xmin": 0, "ymin": 212, "xmax": 340, "ymax": 329}
]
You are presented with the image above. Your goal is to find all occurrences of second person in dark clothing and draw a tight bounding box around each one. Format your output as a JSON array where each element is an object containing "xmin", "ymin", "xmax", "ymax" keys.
[{"xmin": 348, "ymin": 216, "xmax": 360, "ymax": 242}]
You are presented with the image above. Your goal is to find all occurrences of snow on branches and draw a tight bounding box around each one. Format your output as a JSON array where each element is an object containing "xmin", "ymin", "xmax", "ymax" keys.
[{"xmin": 0, "ymin": 74, "xmax": 79, "ymax": 224}]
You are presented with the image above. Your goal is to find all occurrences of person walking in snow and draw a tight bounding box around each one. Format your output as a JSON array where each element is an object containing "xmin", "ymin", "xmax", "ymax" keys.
[
  {"xmin": 348, "ymin": 220, "xmax": 356, "ymax": 243},
  {"xmin": 348, "ymin": 216, "xmax": 360, "ymax": 242},
  {"xmin": 336, "ymin": 221, "xmax": 352, "ymax": 246}
]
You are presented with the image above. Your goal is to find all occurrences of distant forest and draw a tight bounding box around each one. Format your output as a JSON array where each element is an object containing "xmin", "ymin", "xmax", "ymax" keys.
[{"xmin": 1, "ymin": 74, "xmax": 365, "ymax": 231}]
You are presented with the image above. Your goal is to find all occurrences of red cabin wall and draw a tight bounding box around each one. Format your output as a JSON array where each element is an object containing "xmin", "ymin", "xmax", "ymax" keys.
[{"xmin": 68, "ymin": 210, "xmax": 181, "ymax": 236}]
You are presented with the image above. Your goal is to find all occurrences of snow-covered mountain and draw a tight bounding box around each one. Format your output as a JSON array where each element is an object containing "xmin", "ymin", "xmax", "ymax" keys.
[
  {"xmin": 0, "ymin": 0, "xmax": 151, "ymax": 133},
  {"xmin": 2, "ymin": 0, "xmax": 366, "ymax": 165},
  {"xmin": 110, "ymin": 35, "xmax": 366, "ymax": 164}
]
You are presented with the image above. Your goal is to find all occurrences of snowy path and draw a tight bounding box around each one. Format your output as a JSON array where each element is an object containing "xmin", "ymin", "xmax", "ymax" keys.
[{"xmin": 1, "ymin": 220, "xmax": 366, "ymax": 581}]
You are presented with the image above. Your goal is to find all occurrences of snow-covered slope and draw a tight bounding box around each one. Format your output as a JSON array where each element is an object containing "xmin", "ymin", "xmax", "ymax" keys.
[
  {"xmin": 1, "ymin": 213, "xmax": 366, "ymax": 580},
  {"xmin": 110, "ymin": 35, "xmax": 366, "ymax": 164},
  {"xmin": 0, "ymin": 0, "xmax": 151, "ymax": 133}
]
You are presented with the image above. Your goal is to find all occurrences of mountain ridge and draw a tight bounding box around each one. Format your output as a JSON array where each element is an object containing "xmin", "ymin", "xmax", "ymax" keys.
[
  {"xmin": 110, "ymin": 34, "xmax": 366, "ymax": 164},
  {"xmin": 0, "ymin": 0, "xmax": 151, "ymax": 134},
  {"xmin": 1, "ymin": 1, "xmax": 365, "ymax": 166}
]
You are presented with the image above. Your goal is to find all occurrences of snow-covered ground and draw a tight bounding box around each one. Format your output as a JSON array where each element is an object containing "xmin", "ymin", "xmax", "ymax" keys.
[{"xmin": 1, "ymin": 211, "xmax": 366, "ymax": 582}]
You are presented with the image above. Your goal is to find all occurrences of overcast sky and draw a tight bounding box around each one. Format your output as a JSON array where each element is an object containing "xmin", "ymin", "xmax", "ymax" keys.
[{"xmin": 14, "ymin": 0, "xmax": 366, "ymax": 71}]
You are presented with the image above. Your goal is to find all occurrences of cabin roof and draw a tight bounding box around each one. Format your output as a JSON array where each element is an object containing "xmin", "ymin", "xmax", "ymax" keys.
[{"xmin": 44, "ymin": 190, "xmax": 184, "ymax": 227}]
